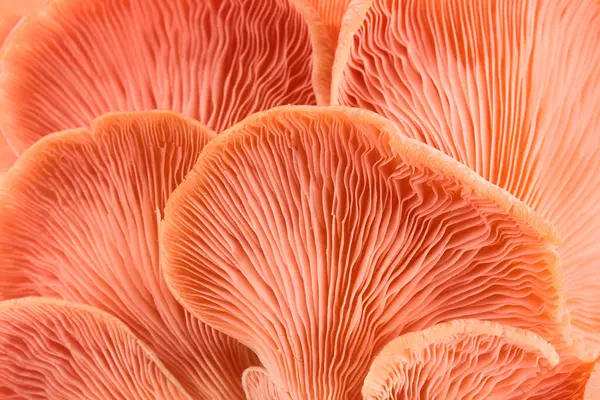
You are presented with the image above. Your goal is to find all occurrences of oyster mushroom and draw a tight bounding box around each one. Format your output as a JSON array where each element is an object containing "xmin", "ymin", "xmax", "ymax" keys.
[
  {"xmin": 362, "ymin": 319, "xmax": 558, "ymax": 400},
  {"xmin": 334, "ymin": 0, "xmax": 600, "ymax": 358},
  {"xmin": 0, "ymin": 111, "xmax": 258, "ymax": 399},
  {"xmin": 0, "ymin": 298, "xmax": 191, "ymax": 399},
  {"xmin": 162, "ymin": 106, "xmax": 565, "ymax": 399},
  {"xmin": 0, "ymin": 0, "xmax": 316, "ymax": 155}
]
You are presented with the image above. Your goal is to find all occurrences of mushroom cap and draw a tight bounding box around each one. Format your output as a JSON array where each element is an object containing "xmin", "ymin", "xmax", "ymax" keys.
[
  {"xmin": 335, "ymin": 0, "xmax": 600, "ymax": 353},
  {"xmin": 162, "ymin": 106, "xmax": 564, "ymax": 399},
  {"xmin": 362, "ymin": 319, "xmax": 558, "ymax": 400},
  {"xmin": 0, "ymin": 297, "xmax": 191, "ymax": 400},
  {"xmin": 0, "ymin": 111, "xmax": 258, "ymax": 399},
  {"xmin": 0, "ymin": 0, "xmax": 316, "ymax": 155}
]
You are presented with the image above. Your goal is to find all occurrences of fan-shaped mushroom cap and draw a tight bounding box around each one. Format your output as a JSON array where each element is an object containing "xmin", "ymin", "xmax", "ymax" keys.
[
  {"xmin": 362, "ymin": 319, "xmax": 558, "ymax": 400},
  {"xmin": 0, "ymin": 0, "xmax": 46, "ymax": 175},
  {"xmin": 0, "ymin": 0, "xmax": 316, "ymax": 155},
  {"xmin": 243, "ymin": 367, "xmax": 291, "ymax": 400},
  {"xmin": 162, "ymin": 106, "xmax": 565, "ymax": 399},
  {"xmin": 335, "ymin": 0, "xmax": 600, "ymax": 352},
  {"xmin": 0, "ymin": 111, "xmax": 258, "ymax": 399},
  {"xmin": 0, "ymin": 297, "xmax": 191, "ymax": 400}
]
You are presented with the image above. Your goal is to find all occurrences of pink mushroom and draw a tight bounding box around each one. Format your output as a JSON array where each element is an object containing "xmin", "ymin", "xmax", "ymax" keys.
[
  {"xmin": 0, "ymin": 298, "xmax": 191, "ymax": 399},
  {"xmin": 0, "ymin": 111, "xmax": 258, "ymax": 398},
  {"xmin": 162, "ymin": 106, "xmax": 567, "ymax": 399}
]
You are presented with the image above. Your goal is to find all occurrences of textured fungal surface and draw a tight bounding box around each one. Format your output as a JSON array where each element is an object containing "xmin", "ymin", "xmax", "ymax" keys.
[
  {"xmin": 0, "ymin": 112, "xmax": 257, "ymax": 399},
  {"xmin": 362, "ymin": 319, "xmax": 558, "ymax": 400},
  {"xmin": 526, "ymin": 353, "xmax": 597, "ymax": 400},
  {"xmin": 294, "ymin": 0, "xmax": 353, "ymax": 48},
  {"xmin": 0, "ymin": 0, "xmax": 46, "ymax": 175},
  {"xmin": 337, "ymin": 0, "xmax": 600, "ymax": 351},
  {"xmin": 0, "ymin": 10, "xmax": 19, "ymax": 175},
  {"xmin": 289, "ymin": 0, "xmax": 372, "ymax": 104},
  {"xmin": 0, "ymin": 0, "xmax": 316, "ymax": 154},
  {"xmin": 163, "ymin": 106, "xmax": 564, "ymax": 399},
  {"xmin": 0, "ymin": 298, "xmax": 190, "ymax": 400},
  {"xmin": 243, "ymin": 367, "xmax": 291, "ymax": 400},
  {"xmin": 0, "ymin": 129, "xmax": 14, "ymax": 178}
]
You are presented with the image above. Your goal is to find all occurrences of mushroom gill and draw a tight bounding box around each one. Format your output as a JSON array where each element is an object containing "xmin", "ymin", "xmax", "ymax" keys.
[
  {"xmin": 288, "ymin": 0, "xmax": 373, "ymax": 104},
  {"xmin": 362, "ymin": 319, "xmax": 558, "ymax": 400},
  {"xmin": 0, "ymin": 111, "xmax": 257, "ymax": 399},
  {"xmin": 243, "ymin": 367, "xmax": 291, "ymax": 400},
  {"xmin": 162, "ymin": 106, "xmax": 564, "ymax": 399},
  {"xmin": 0, "ymin": 298, "xmax": 191, "ymax": 400},
  {"xmin": 0, "ymin": 0, "xmax": 46, "ymax": 175},
  {"xmin": 335, "ymin": 0, "xmax": 600, "ymax": 354},
  {"xmin": 526, "ymin": 353, "xmax": 597, "ymax": 400},
  {"xmin": 0, "ymin": 0, "xmax": 316, "ymax": 155}
]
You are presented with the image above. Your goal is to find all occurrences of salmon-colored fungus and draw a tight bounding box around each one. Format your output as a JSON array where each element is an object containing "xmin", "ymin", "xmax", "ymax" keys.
[
  {"xmin": 161, "ymin": 106, "xmax": 569, "ymax": 399},
  {"xmin": 0, "ymin": 111, "xmax": 258, "ymax": 399},
  {"xmin": 0, "ymin": 298, "xmax": 191, "ymax": 399},
  {"xmin": 0, "ymin": 0, "xmax": 316, "ymax": 155},
  {"xmin": 243, "ymin": 367, "xmax": 292, "ymax": 400},
  {"xmin": 0, "ymin": 0, "xmax": 597, "ymax": 398},
  {"xmin": 336, "ymin": 0, "xmax": 600, "ymax": 359},
  {"xmin": 362, "ymin": 319, "xmax": 558, "ymax": 400}
]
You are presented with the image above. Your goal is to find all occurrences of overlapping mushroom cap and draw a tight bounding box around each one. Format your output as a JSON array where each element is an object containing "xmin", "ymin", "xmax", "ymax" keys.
[
  {"xmin": 0, "ymin": 111, "xmax": 258, "ymax": 399},
  {"xmin": 161, "ymin": 106, "xmax": 568, "ymax": 399},
  {"xmin": 334, "ymin": 0, "xmax": 600, "ymax": 355},
  {"xmin": 362, "ymin": 319, "xmax": 559, "ymax": 400},
  {"xmin": 0, "ymin": 0, "xmax": 316, "ymax": 162},
  {"xmin": 0, "ymin": 0, "xmax": 597, "ymax": 398},
  {"xmin": 0, "ymin": 298, "xmax": 192, "ymax": 399}
]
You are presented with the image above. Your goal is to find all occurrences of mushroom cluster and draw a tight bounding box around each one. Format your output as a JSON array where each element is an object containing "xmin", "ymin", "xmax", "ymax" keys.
[{"xmin": 0, "ymin": 0, "xmax": 597, "ymax": 399}]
